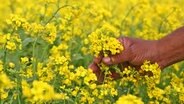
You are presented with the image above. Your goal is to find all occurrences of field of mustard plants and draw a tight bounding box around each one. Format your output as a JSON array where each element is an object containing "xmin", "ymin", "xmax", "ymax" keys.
[{"xmin": 1, "ymin": 0, "xmax": 184, "ymax": 104}]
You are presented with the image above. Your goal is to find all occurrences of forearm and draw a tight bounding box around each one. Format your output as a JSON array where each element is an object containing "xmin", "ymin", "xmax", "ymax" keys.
[{"xmin": 157, "ymin": 26, "xmax": 184, "ymax": 68}]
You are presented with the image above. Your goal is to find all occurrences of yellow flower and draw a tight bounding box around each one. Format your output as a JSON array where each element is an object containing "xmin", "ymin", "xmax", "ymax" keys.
[
  {"xmin": 116, "ymin": 94, "xmax": 144, "ymax": 104},
  {"xmin": 42, "ymin": 23, "xmax": 57, "ymax": 44},
  {"xmin": 89, "ymin": 83, "xmax": 97, "ymax": 89},
  {"xmin": 0, "ymin": 89, "xmax": 8, "ymax": 99},
  {"xmin": 23, "ymin": 80, "xmax": 67, "ymax": 102},
  {"xmin": 0, "ymin": 61, "xmax": 3, "ymax": 72},
  {"xmin": 0, "ymin": 73, "xmax": 13, "ymax": 89},
  {"xmin": 0, "ymin": 34, "xmax": 6, "ymax": 45},
  {"xmin": 9, "ymin": 62, "xmax": 15, "ymax": 68},
  {"xmin": 0, "ymin": 72, "xmax": 13, "ymax": 99},
  {"xmin": 6, "ymin": 41, "xmax": 16, "ymax": 51},
  {"xmin": 22, "ymin": 80, "xmax": 32, "ymax": 98},
  {"xmin": 21, "ymin": 57, "xmax": 29, "ymax": 64}
]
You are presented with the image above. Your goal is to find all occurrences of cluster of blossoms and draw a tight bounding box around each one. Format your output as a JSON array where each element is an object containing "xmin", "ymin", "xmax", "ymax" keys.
[
  {"xmin": 0, "ymin": 72, "xmax": 14, "ymax": 99},
  {"xmin": 116, "ymin": 94, "xmax": 144, "ymax": 104},
  {"xmin": 0, "ymin": 33, "xmax": 22, "ymax": 51},
  {"xmin": 0, "ymin": 61, "xmax": 14, "ymax": 99},
  {"xmin": 6, "ymin": 15, "xmax": 57, "ymax": 44},
  {"xmin": 0, "ymin": 0, "xmax": 184, "ymax": 104},
  {"xmin": 22, "ymin": 80, "xmax": 66, "ymax": 102},
  {"xmin": 88, "ymin": 22, "xmax": 123, "ymax": 57}
]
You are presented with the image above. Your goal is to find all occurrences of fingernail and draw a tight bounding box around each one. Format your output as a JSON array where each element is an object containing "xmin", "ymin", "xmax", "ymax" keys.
[{"xmin": 103, "ymin": 57, "xmax": 111, "ymax": 64}]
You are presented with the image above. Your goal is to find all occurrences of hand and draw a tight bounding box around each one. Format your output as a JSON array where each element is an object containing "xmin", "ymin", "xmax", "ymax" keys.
[
  {"xmin": 90, "ymin": 27, "xmax": 184, "ymax": 82},
  {"xmin": 102, "ymin": 37, "xmax": 160, "ymax": 67},
  {"xmin": 89, "ymin": 37, "xmax": 161, "ymax": 82}
]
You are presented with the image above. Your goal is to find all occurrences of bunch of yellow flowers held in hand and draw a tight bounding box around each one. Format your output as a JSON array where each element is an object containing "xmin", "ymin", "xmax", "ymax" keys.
[{"xmin": 1, "ymin": 0, "xmax": 184, "ymax": 104}]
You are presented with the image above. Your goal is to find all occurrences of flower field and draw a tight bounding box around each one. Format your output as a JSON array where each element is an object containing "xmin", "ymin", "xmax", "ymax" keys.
[{"xmin": 1, "ymin": 0, "xmax": 184, "ymax": 103}]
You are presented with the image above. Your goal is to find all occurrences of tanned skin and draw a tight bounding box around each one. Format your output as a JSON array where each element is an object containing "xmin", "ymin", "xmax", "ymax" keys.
[{"xmin": 89, "ymin": 26, "xmax": 184, "ymax": 82}]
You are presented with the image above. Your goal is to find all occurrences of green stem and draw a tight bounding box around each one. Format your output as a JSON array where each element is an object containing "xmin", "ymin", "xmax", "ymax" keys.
[
  {"xmin": 3, "ymin": 41, "xmax": 8, "ymax": 72},
  {"xmin": 158, "ymin": 7, "xmax": 176, "ymax": 33},
  {"xmin": 42, "ymin": 2, "xmax": 48, "ymax": 21},
  {"xmin": 44, "ymin": 5, "xmax": 73, "ymax": 25},
  {"xmin": 41, "ymin": 44, "xmax": 49, "ymax": 61},
  {"xmin": 32, "ymin": 38, "xmax": 38, "ymax": 80},
  {"xmin": 16, "ymin": 70, "xmax": 22, "ymax": 104},
  {"xmin": 9, "ymin": 92, "xmax": 14, "ymax": 104},
  {"xmin": 102, "ymin": 70, "xmax": 108, "ymax": 104},
  {"xmin": 120, "ymin": 2, "xmax": 144, "ymax": 34},
  {"xmin": 9, "ymin": 0, "xmax": 15, "ymax": 13},
  {"xmin": 3, "ymin": 49, "xmax": 7, "ymax": 71},
  {"xmin": 18, "ymin": 92, "xmax": 21, "ymax": 104}
]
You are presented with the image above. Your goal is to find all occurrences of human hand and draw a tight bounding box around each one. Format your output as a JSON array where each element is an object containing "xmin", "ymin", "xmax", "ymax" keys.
[
  {"xmin": 89, "ymin": 37, "xmax": 161, "ymax": 82},
  {"xmin": 90, "ymin": 27, "xmax": 184, "ymax": 82}
]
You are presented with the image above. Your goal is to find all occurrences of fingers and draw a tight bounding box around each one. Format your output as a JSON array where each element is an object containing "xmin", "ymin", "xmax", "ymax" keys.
[
  {"xmin": 88, "ymin": 62, "xmax": 99, "ymax": 73},
  {"xmin": 102, "ymin": 37, "xmax": 133, "ymax": 65},
  {"xmin": 117, "ymin": 37, "xmax": 133, "ymax": 47},
  {"xmin": 102, "ymin": 49, "xmax": 130, "ymax": 65},
  {"xmin": 88, "ymin": 62, "xmax": 104, "ymax": 83},
  {"xmin": 117, "ymin": 37, "xmax": 124, "ymax": 45},
  {"xmin": 93, "ymin": 54, "xmax": 103, "ymax": 64}
]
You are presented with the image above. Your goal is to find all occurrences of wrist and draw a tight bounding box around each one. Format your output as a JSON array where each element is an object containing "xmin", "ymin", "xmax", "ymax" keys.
[
  {"xmin": 149, "ymin": 40, "xmax": 165, "ymax": 69},
  {"xmin": 154, "ymin": 39, "xmax": 166, "ymax": 69}
]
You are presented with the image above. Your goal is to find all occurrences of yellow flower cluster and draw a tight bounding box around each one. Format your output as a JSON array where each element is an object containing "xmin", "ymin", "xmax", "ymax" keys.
[
  {"xmin": 22, "ymin": 80, "xmax": 66, "ymax": 103},
  {"xmin": 0, "ymin": 73, "xmax": 13, "ymax": 99},
  {"xmin": 88, "ymin": 22, "xmax": 124, "ymax": 57},
  {"xmin": 141, "ymin": 61, "xmax": 161, "ymax": 85},
  {"xmin": 0, "ymin": 33, "xmax": 21, "ymax": 51},
  {"xmin": 116, "ymin": 94, "xmax": 144, "ymax": 104},
  {"xmin": 7, "ymin": 15, "xmax": 57, "ymax": 44}
]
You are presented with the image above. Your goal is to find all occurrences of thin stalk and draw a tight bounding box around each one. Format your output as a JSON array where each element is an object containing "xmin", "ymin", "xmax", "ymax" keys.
[
  {"xmin": 44, "ymin": 5, "xmax": 73, "ymax": 25},
  {"xmin": 3, "ymin": 47, "xmax": 7, "ymax": 71},
  {"xmin": 158, "ymin": 8, "xmax": 176, "ymax": 33},
  {"xmin": 32, "ymin": 38, "xmax": 38, "ymax": 80},
  {"xmin": 41, "ymin": 44, "xmax": 49, "ymax": 61},
  {"xmin": 120, "ymin": 2, "xmax": 144, "ymax": 34},
  {"xmin": 16, "ymin": 71, "xmax": 22, "ymax": 104}
]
